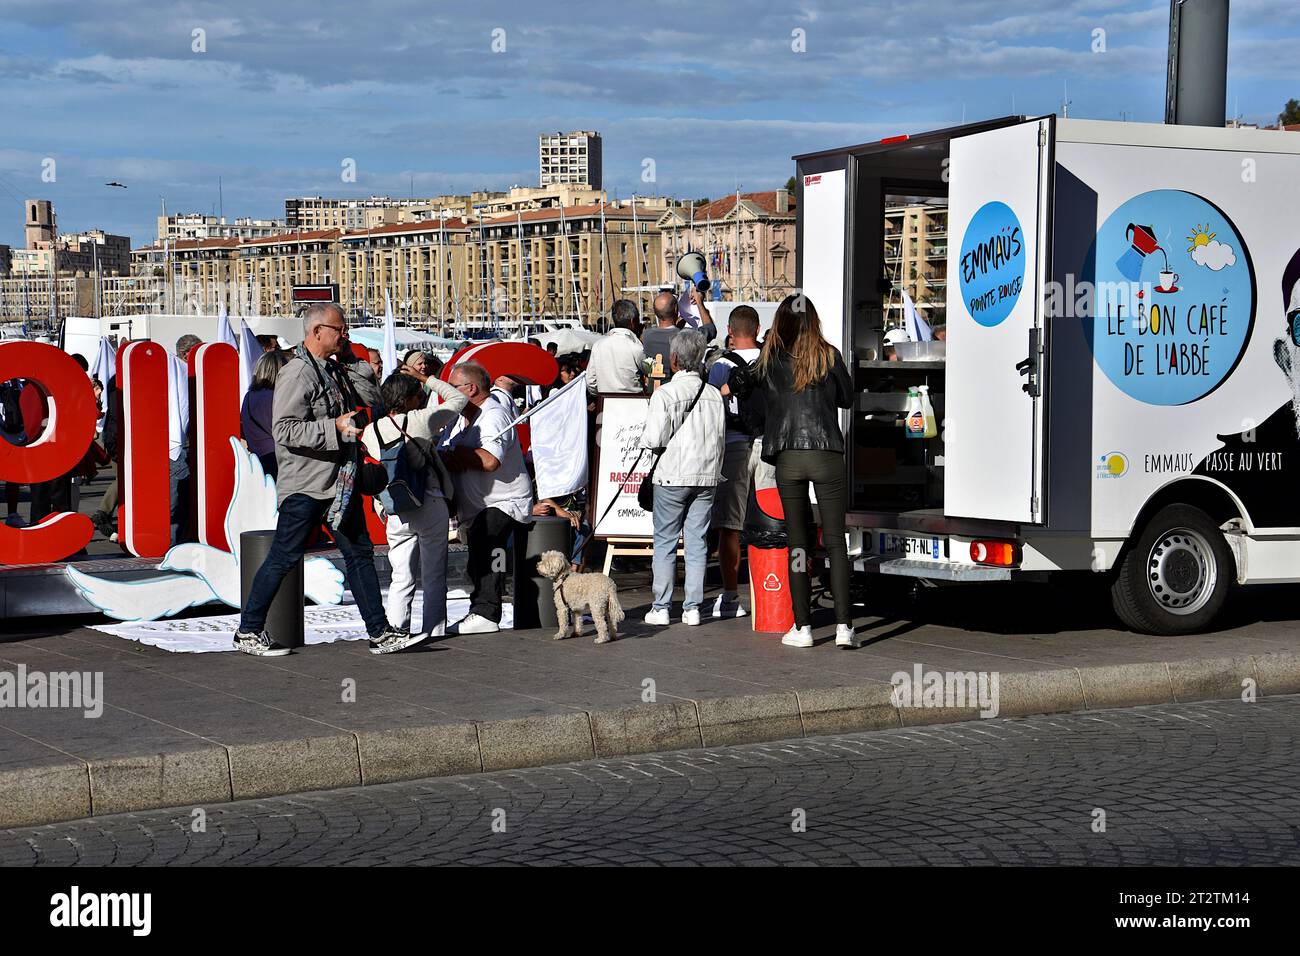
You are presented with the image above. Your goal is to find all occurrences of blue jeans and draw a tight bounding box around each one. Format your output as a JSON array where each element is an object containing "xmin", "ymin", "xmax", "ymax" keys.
[
  {"xmin": 651, "ymin": 484, "xmax": 715, "ymax": 613},
  {"xmin": 239, "ymin": 492, "xmax": 388, "ymax": 639}
]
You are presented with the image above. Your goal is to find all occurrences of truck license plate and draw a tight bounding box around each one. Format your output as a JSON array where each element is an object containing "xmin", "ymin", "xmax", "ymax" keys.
[{"xmin": 875, "ymin": 533, "xmax": 944, "ymax": 561}]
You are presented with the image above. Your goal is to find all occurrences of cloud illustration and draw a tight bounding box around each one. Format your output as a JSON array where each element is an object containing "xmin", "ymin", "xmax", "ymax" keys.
[{"xmin": 1191, "ymin": 240, "xmax": 1236, "ymax": 271}]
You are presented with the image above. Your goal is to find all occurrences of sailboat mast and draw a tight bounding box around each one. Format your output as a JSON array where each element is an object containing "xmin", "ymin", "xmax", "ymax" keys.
[{"xmin": 630, "ymin": 196, "xmax": 643, "ymax": 316}]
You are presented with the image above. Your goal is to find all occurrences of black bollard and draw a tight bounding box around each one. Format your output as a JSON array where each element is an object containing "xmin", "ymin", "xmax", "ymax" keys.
[
  {"xmin": 512, "ymin": 515, "xmax": 574, "ymax": 630},
  {"xmin": 240, "ymin": 530, "xmax": 305, "ymax": 648}
]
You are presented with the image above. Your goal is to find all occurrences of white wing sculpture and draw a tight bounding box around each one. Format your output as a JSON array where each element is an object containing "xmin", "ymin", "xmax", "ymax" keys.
[
  {"xmin": 67, "ymin": 438, "xmax": 346, "ymax": 620},
  {"xmin": 66, "ymin": 565, "xmax": 216, "ymax": 621}
]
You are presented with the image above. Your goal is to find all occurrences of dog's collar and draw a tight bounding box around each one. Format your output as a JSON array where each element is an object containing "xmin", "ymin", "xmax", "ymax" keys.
[{"xmin": 552, "ymin": 568, "xmax": 572, "ymax": 610}]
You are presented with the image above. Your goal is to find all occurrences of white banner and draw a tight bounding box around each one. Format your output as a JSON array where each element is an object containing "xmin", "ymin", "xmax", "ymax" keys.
[{"xmin": 529, "ymin": 375, "xmax": 589, "ymax": 500}]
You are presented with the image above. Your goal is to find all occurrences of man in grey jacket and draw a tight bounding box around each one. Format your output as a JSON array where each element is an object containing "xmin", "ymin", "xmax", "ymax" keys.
[{"xmin": 234, "ymin": 302, "xmax": 411, "ymax": 657}]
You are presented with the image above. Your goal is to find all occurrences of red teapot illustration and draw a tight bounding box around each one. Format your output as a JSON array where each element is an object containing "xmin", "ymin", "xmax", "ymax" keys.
[{"xmin": 1117, "ymin": 223, "xmax": 1166, "ymax": 282}]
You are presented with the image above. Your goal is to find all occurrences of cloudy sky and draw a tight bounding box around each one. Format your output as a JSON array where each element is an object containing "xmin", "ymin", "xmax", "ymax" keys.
[{"xmin": 0, "ymin": 0, "xmax": 1294, "ymax": 247}]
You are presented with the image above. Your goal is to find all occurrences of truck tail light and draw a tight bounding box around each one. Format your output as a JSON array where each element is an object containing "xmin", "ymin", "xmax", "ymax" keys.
[{"xmin": 970, "ymin": 540, "xmax": 1018, "ymax": 567}]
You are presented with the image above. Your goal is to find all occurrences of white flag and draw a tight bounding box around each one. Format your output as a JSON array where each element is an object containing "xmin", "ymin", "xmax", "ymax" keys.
[
  {"xmin": 216, "ymin": 303, "xmax": 238, "ymax": 348},
  {"xmin": 515, "ymin": 375, "xmax": 588, "ymax": 500},
  {"xmin": 89, "ymin": 335, "xmax": 116, "ymax": 385},
  {"xmin": 237, "ymin": 317, "xmax": 259, "ymax": 403},
  {"xmin": 89, "ymin": 336, "xmax": 116, "ymax": 433},
  {"xmin": 382, "ymin": 291, "xmax": 399, "ymax": 380},
  {"xmin": 901, "ymin": 289, "xmax": 933, "ymax": 342}
]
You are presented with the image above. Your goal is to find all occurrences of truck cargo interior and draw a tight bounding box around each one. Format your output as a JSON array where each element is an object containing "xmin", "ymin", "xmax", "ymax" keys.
[{"xmin": 847, "ymin": 133, "xmax": 954, "ymax": 523}]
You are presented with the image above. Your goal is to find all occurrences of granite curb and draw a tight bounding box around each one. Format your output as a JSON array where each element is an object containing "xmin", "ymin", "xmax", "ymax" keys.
[{"xmin": 2, "ymin": 651, "xmax": 1292, "ymax": 829}]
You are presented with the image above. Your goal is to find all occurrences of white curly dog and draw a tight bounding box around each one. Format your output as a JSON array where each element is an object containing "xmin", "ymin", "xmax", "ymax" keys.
[{"xmin": 536, "ymin": 550, "xmax": 625, "ymax": 644}]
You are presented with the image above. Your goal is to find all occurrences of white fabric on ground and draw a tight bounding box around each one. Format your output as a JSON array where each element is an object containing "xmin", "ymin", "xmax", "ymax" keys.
[{"xmin": 89, "ymin": 590, "xmax": 513, "ymax": 653}]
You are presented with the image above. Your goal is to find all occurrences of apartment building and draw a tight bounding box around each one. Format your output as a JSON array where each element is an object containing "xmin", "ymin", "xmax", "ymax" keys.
[
  {"xmin": 284, "ymin": 196, "xmax": 458, "ymax": 232},
  {"xmin": 12, "ymin": 230, "xmax": 132, "ymax": 278},
  {"xmin": 468, "ymin": 184, "xmax": 607, "ymax": 218},
  {"xmin": 539, "ymin": 131, "xmax": 602, "ymax": 189},
  {"xmin": 883, "ymin": 202, "xmax": 948, "ymax": 328},
  {"xmin": 132, "ymin": 237, "xmax": 241, "ymax": 314},
  {"xmin": 233, "ymin": 229, "xmax": 343, "ymax": 317},
  {"xmin": 460, "ymin": 201, "xmax": 660, "ymax": 331},
  {"xmin": 157, "ymin": 213, "xmax": 288, "ymax": 244},
  {"xmin": 337, "ymin": 219, "xmax": 470, "ymax": 331},
  {"xmin": 655, "ymin": 189, "xmax": 796, "ymax": 302},
  {"xmin": 74, "ymin": 201, "xmax": 663, "ymax": 333}
]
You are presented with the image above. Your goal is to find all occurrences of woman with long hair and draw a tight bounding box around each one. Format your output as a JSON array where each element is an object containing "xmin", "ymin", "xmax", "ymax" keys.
[
  {"xmin": 241, "ymin": 349, "xmax": 288, "ymax": 479},
  {"xmin": 757, "ymin": 293, "xmax": 857, "ymax": 648}
]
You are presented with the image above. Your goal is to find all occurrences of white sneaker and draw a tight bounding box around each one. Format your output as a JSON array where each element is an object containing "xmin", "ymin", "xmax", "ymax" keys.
[
  {"xmin": 781, "ymin": 625, "xmax": 813, "ymax": 648},
  {"xmin": 835, "ymin": 624, "xmax": 861, "ymax": 648},
  {"xmin": 713, "ymin": 595, "xmax": 749, "ymax": 618},
  {"xmin": 449, "ymin": 613, "xmax": 499, "ymax": 635},
  {"xmin": 644, "ymin": 608, "xmax": 671, "ymax": 626},
  {"xmin": 682, "ymin": 608, "xmax": 701, "ymax": 626}
]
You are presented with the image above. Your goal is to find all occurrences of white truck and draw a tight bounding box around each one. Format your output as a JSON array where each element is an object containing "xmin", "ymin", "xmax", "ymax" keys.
[
  {"xmin": 795, "ymin": 115, "xmax": 1300, "ymax": 634},
  {"xmin": 59, "ymin": 313, "xmax": 307, "ymax": 360}
]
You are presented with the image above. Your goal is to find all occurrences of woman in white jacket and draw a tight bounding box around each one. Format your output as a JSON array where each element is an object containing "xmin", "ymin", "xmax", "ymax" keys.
[
  {"xmin": 362, "ymin": 366, "xmax": 468, "ymax": 643},
  {"xmin": 640, "ymin": 329, "xmax": 726, "ymax": 626}
]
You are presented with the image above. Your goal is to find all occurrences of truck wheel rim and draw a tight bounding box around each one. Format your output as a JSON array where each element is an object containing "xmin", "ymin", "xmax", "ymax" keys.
[{"xmin": 1147, "ymin": 527, "xmax": 1216, "ymax": 616}]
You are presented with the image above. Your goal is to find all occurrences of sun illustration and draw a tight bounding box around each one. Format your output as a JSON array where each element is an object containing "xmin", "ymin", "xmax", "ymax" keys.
[
  {"xmin": 1106, "ymin": 454, "xmax": 1126, "ymax": 476},
  {"xmin": 1187, "ymin": 223, "xmax": 1217, "ymax": 252}
]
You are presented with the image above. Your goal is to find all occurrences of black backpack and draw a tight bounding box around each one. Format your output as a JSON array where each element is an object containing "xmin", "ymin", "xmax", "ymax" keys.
[{"xmin": 718, "ymin": 350, "xmax": 765, "ymax": 438}]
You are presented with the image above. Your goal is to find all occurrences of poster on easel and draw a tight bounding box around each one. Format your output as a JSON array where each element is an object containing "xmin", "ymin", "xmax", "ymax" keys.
[{"xmin": 590, "ymin": 394, "xmax": 653, "ymax": 539}]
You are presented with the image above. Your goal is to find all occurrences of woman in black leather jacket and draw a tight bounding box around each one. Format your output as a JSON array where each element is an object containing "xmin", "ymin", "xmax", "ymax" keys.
[{"xmin": 757, "ymin": 294, "xmax": 857, "ymax": 649}]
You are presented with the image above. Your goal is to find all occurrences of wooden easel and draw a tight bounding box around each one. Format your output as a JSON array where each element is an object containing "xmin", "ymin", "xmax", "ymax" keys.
[{"xmin": 601, "ymin": 535, "xmax": 684, "ymax": 575}]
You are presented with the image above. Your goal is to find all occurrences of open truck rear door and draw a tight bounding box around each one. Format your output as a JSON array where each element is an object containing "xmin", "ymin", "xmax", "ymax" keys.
[{"xmin": 945, "ymin": 116, "xmax": 1054, "ymax": 524}]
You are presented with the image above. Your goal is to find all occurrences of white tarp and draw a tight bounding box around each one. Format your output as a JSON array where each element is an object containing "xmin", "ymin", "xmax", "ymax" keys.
[
  {"xmin": 89, "ymin": 591, "xmax": 513, "ymax": 653},
  {"xmin": 524, "ymin": 328, "xmax": 600, "ymax": 355}
]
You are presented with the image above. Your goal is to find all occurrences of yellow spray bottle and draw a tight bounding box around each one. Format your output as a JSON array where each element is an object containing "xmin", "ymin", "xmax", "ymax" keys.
[
  {"xmin": 905, "ymin": 387, "xmax": 924, "ymax": 439},
  {"xmin": 918, "ymin": 385, "xmax": 938, "ymax": 439}
]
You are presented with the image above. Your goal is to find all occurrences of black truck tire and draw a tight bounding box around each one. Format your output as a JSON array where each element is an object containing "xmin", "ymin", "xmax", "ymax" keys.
[{"xmin": 1110, "ymin": 504, "xmax": 1234, "ymax": 635}]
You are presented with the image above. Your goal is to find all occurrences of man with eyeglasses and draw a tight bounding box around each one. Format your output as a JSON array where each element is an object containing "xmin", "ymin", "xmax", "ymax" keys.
[{"xmin": 234, "ymin": 302, "xmax": 413, "ymax": 657}]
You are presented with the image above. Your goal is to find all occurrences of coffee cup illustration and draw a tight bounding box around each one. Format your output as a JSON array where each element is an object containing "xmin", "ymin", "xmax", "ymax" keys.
[{"xmin": 1157, "ymin": 270, "xmax": 1179, "ymax": 293}]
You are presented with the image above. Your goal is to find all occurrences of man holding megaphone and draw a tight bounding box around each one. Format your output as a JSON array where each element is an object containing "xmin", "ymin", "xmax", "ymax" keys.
[{"xmin": 643, "ymin": 287, "xmax": 717, "ymax": 391}]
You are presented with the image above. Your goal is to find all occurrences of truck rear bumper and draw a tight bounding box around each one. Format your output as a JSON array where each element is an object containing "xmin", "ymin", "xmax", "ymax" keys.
[{"xmin": 852, "ymin": 554, "xmax": 1012, "ymax": 582}]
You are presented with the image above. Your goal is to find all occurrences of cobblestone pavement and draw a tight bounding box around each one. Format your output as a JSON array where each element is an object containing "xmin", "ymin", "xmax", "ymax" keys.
[{"xmin": 2, "ymin": 696, "xmax": 1298, "ymax": 866}]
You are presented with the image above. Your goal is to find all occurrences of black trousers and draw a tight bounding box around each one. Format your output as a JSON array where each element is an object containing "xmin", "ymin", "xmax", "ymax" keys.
[
  {"xmin": 30, "ymin": 474, "xmax": 72, "ymax": 522},
  {"xmin": 467, "ymin": 507, "xmax": 521, "ymax": 623},
  {"xmin": 774, "ymin": 449, "xmax": 851, "ymax": 628}
]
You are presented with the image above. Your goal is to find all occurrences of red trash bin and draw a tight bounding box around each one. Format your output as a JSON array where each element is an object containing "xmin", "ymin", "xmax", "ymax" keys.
[
  {"xmin": 747, "ymin": 486, "xmax": 794, "ymax": 634},
  {"xmin": 748, "ymin": 544, "xmax": 795, "ymax": 633}
]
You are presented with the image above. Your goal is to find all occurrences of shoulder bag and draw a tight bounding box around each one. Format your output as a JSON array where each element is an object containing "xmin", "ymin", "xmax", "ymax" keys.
[{"xmin": 637, "ymin": 377, "xmax": 709, "ymax": 511}]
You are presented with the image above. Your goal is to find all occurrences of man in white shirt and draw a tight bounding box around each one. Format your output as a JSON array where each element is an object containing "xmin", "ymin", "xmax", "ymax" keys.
[
  {"xmin": 586, "ymin": 299, "xmax": 645, "ymax": 395},
  {"xmin": 440, "ymin": 361, "xmax": 534, "ymax": 634}
]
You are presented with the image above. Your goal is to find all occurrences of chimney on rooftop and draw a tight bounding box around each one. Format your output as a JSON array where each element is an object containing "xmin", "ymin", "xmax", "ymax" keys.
[
  {"xmin": 775, "ymin": 188, "xmax": 790, "ymax": 213},
  {"xmin": 1165, "ymin": 0, "xmax": 1229, "ymax": 127}
]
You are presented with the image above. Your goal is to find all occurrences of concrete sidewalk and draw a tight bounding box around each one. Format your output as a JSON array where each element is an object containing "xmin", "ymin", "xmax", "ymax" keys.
[{"xmin": 3, "ymin": 575, "xmax": 1300, "ymax": 827}]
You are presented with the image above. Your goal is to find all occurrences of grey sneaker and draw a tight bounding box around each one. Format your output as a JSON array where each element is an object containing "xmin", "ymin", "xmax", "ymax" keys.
[
  {"xmin": 369, "ymin": 626, "xmax": 422, "ymax": 655},
  {"xmin": 91, "ymin": 510, "xmax": 116, "ymax": 539},
  {"xmin": 233, "ymin": 630, "xmax": 291, "ymax": 657}
]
